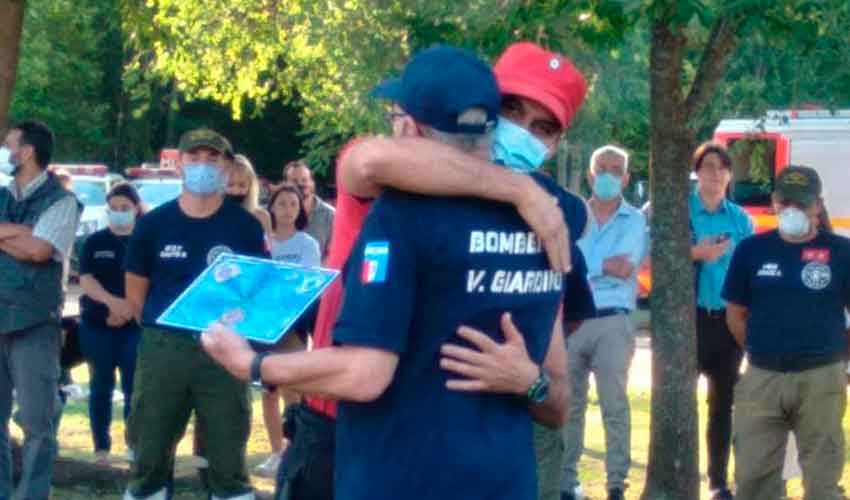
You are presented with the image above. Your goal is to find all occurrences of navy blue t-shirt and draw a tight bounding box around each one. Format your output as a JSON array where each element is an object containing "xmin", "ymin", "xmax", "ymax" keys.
[
  {"xmin": 79, "ymin": 228, "xmax": 131, "ymax": 327},
  {"xmin": 124, "ymin": 199, "xmax": 267, "ymax": 329},
  {"xmin": 530, "ymin": 172, "xmax": 595, "ymax": 321},
  {"xmin": 332, "ymin": 187, "xmax": 568, "ymax": 500},
  {"xmin": 722, "ymin": 230, "xmax": 850, "ymax": 357}
]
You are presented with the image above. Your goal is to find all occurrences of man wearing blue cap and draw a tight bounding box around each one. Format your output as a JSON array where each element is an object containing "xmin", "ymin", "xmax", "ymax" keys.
[{"xmin": 202, "ymin": 45, "xmax": 574, "ymax": 500}]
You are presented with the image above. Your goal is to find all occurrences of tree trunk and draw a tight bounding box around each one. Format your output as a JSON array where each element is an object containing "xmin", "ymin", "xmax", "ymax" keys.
[
  {"xmin": 640, "ymin": 19, "xmax": 700, "ymax": 500},
  {"xmin": 0, "ymin": 0, "xmax": 26, "ymax": 135}
]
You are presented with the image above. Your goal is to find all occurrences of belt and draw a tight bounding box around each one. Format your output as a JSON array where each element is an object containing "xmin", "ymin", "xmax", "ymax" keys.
[
  {"xmin": 749, "ymin": 351, "xmax": 845, "ymax": 373},
  {"xmin": 593, "ymin": 307, "xmax": 629, "ymax": 319},
  {"xmin": 697, "ymin": 307, "xmax": 725, "ymax": 319}
]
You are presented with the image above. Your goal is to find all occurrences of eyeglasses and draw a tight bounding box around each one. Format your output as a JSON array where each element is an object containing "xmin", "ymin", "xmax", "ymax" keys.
[{"xmin": 384, "ymin": 111, "xmax": 407, "ymax": 126}]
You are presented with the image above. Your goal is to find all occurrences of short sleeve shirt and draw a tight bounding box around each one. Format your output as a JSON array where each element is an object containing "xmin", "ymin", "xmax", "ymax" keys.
[
  {"xmin": 332, "ymin": 189, "xmax": 564, "ymax": 500},
  {"xmin": 79, "ymin": 228, "xmax": 130, "ymax": 327},
  {"xmin": 689, "ymin": 191, "xmax": 754, "ymax": 310},
  {"xmin": 269, "ymin": 231, "xmax": 321, "ymax": 267},
  {"xmin": 722, "ymin": 230, "xmax": 850, "ymax": 357},
  {"xmin": 306, "ymin": 196, "xmax": 336, "ymax": 257},
  {"xmin": 124, "ymin": 199, "xmax": 267, "ymax": 329}
]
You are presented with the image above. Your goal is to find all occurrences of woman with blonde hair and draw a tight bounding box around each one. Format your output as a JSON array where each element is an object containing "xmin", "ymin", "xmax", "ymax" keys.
[{"xmin": 226, "ymin": 154, "xmax": 272, "ymax": 232}]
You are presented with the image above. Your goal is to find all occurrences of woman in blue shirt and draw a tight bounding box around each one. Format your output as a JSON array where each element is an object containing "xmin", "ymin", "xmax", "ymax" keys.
[{"xmin": 78, "ymin": 183, "xmax": 144, "ymax": 463}]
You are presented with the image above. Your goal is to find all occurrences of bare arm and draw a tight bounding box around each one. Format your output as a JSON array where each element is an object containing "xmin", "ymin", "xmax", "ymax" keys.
[
  {"xmin": 81, "ymin": 274, "xmax": 122, "ymax": 306},
  {"xmin": 81, "ymin": 273, "xmax": 135, "ymax": 326},
  {"xmin": 725, "ymin": 302, "xmax": 749, "ymax": 347},
  {"xmin": 0, "ymin": 235, "xmax": 54, "ymax": 262},
  {"xmin": 125, "ymin": 272, "xmax": 150, "ymax": 322},
  {"xmin": 200, "ymin": 323, "xmax": 399, "ymax": 402},
  {"xmin": 0, "ymin": 223, "xmax": 32, "ymax": 241},
  {"xmin": 529, "ymin": 309, "xmax": 569, "ymax": 429},
  {"xmin": 340, "ymin": 136, "xmax": 571, "ymax": 272}
]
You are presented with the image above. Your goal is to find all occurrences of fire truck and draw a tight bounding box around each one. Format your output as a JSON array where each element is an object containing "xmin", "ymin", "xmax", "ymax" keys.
[
  {"xmin": 125, "ymin": 149, "xmax": 182, "ymax": 210},
  {"xmin": 637, "ymin": 108, "xmax": 850, "ymax": 302}
]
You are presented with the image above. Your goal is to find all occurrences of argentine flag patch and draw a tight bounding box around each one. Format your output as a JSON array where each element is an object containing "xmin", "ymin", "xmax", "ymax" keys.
[{"xmin": 361, "ymin": 241, "xmax": 389, "ymax": 284}]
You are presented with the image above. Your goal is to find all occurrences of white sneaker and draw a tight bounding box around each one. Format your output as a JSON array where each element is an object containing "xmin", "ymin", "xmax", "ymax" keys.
[
  {"xmin": 94, "ymin": 450, "xmax": 111, "ymax": 466},
  {"xmin": 253, "ymin": 452, "xmax": 281, "ymax": 478},
  {"xmin": 181, "ymin": 455, "xmax": 209, "ymax": 469}
]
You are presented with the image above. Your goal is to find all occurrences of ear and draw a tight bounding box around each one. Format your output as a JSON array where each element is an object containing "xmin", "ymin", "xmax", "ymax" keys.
[{"xmin": 622, "ymin": 171, "xmax": 631, "ymax": 187}]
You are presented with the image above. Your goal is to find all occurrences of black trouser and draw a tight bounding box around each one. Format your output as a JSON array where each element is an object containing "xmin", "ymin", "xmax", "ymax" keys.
[
  {"xmin": 275, "ymin": 404, "xmax": 335, "ymax": 500},
  {"xmin": 696, "ymin": 308, "xmax": 743, "ymax": 491}
]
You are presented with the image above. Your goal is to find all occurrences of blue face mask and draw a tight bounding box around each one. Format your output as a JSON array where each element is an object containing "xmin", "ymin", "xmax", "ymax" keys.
[
  {"xmin": 592, "ymin": 172, "xmax": 623, "ymax": 201},
  {"xmin": 107, "ymin": 209, "xmax": 135, "ymax": 228},
  {"xmin": 183, "ymin": 163, "xmax": 227, "ymax": 195},
  {"xmin": 491, "ymin": 119, "xmax": 549, "ymax": 173}
]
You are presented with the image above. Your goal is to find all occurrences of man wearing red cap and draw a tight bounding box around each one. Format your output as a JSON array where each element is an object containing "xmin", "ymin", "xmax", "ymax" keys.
[
  {"xmin": 203, "ymin": 45, "xmax": 582, "ymax": 500},
  {"xmin": 335, "ymin": 42, "xmax": 596, "ymax": 500},
  {"xmin": 233, "ymin": 42, "xmax": 592, "ymax": 500}
]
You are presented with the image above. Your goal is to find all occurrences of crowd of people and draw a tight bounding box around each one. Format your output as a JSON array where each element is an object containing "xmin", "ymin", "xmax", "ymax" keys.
[{"xmin": 0, "ymin": 40, "xmax": 846, "ymax": 500}]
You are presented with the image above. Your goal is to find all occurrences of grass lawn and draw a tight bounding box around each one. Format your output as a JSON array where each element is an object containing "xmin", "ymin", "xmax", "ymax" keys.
[{"xmin": 28, "ymin": 366, "xmax": 850, "ymax": 499}]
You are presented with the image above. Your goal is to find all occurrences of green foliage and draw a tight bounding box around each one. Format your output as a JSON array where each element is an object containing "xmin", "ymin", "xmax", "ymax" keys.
[{"xmin": 10, "ymin": 0, "xmax": 115, "ymax": 162}]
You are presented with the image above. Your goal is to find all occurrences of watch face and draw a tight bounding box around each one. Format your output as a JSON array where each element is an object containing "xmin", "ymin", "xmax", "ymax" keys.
[
  {"xmin": 532, "ymin": 378, "xmax": 550, "ymax": 403},
  {"xmin": 529, "ymin": 372, "xmax": 550, "ymax": 403}
]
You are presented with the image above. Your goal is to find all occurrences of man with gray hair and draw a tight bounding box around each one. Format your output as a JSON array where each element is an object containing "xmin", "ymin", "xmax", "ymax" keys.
[{"xmin": 561, "ymin": 145, "xmax": 647, "ymax": 500}]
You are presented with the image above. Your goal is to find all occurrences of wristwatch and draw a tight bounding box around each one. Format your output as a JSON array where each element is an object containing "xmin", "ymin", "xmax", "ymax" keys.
[
  {"xmin": 526, "ymin": 367, "xmax": 550, "ymax": 404},
  {"xmin": 250, "ymin": 351, "xmax": 271, "ymax": 385}
]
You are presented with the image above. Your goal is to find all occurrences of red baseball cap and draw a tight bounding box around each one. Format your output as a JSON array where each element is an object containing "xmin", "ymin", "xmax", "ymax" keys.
[{"xmin": 493, "ymin": 42, "xmax": 588, "ymax": 130}]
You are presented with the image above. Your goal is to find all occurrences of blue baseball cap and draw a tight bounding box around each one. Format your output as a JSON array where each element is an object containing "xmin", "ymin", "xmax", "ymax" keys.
[{"xmin": 372, "ymin": 45, "xmax": 499, "ymax": 135}]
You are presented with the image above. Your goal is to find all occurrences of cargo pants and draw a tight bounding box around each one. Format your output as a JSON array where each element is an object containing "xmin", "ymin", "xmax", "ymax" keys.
[
  {"xmin": 125, "ymin": 328, "xmax": 253, "ymax": 499},
  {"xmin": 734, "ymin": 361, "xmax": 846, "ymax": 500}
]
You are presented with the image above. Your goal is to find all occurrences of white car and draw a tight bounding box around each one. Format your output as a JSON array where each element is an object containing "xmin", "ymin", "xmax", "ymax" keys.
[
  {"xmin": 132, "ymin": 178, "xmax": 182, "ymax": 210},
  {"xmin": 71, "ymin": 175, "xmax": 110, "ymax": 237}
]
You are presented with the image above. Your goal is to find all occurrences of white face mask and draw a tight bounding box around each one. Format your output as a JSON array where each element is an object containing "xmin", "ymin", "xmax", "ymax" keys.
[
  {"xmin": 777, "ymin": 207, "xmax": 811, "ymax": 238},
  {"xmin": 0, "ymin": 147, "xmax": 17, "ymax": 176}
]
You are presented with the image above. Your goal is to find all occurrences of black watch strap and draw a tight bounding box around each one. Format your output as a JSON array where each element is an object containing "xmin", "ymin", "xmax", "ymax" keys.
[
  {"xmin": 526, "ymin": 367, "xmax": 550, "ymax": 404},
  {"xmin": 250, "ymin": 351, "xmax": 271, "ymax": 385}
]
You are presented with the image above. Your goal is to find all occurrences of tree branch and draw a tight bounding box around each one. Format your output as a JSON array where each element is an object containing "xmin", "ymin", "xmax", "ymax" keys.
[{"xmin": 684, "ymin": 15, "xmax": 741, "ymax": 118}]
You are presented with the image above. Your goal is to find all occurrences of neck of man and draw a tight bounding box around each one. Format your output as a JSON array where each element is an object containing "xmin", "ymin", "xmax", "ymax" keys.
[
  {"xmin": 698, "ymin": 189, "xmax": 724, "ymax": 212},
  {"xmin": 303, "ymin": 195, "xmax": 316, "ymax": 213},
  {"xmin": 179, "ymin": 192, "xmax": 224, "ymax": 218},
  {"xmin": 110, "ymin": 225, "xmax": 133, "ymax": 237},
  {"xmin": 14, "ymin": 163, "xmax": 43, "ymax": 191},
  {"xmin": 779, "ymin": 227, "xmax": 819, "ymax": 244},
  {"xmin": 274, "ymin": 224, "xmax": 296, "ymax": 240},
  {"xmin": 590, "ymin": 196, "xmax": 622, "ymax": 225}
]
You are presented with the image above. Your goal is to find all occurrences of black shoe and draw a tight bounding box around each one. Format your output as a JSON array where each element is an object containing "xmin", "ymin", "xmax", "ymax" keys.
[
  {"xmin": 560, "ymin": 493, "xmax": 577, "ymax": 500},
  {"xmin": 608, "ymin": 488, "xmax": 624, "ymax": 500},
  {"xmin": 711, "ymin": 489, "xmax": 734, "ymax": 500}
]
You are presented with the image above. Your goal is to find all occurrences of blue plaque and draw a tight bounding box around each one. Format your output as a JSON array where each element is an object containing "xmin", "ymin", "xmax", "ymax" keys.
[{"xmin": 157, "ymin": 253, "xmax": 338, "ymax": 344}]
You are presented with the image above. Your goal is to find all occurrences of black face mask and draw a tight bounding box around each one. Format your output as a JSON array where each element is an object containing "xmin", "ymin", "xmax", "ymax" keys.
[{"xmin": 226, "ymin": 193, "xmax": 247, "ymax": 205}]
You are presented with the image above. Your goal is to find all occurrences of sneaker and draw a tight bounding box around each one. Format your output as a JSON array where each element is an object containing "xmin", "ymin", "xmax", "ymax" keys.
[
  {"xmin": 711, "ymin": 489, "xmax": 734, "ymax": 500},
  {"xmin": 608, "ymin": 488, "xmax": 625, "ymax": 500},
  {"xmin": 94, "ymin": 450, "xmax": 110, "ymax": 466},
  {"xmin": 561, "ymin": 486, "xmax": 583, "ymax": 500},
  {"xmin": 254, "ymin": 452, "xmax": 282, "ymax": 478},
  {"xmin": 181, "ymin": 455, "xmax": 209, "ymax": 469}
]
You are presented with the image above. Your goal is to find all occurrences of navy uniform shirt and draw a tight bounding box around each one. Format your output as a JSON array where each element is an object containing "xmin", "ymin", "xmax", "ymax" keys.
[
  {"xmin": 332, "ymin": 183, "xmax": 579, "ymax": 500},
  {"xmin": 722, "ymin": 230, "xmax": 850, "ymax": 358},
  {"xmin": 530, "ymin": 173, "xmax": 595, "ymax": 322},
  {"xmin": 79, "ymin": 228, "xmax": 131, "ymax": 327},
  {"xmin": 125, "ymin": 199, "xmax": 267, "ymax": 330}
]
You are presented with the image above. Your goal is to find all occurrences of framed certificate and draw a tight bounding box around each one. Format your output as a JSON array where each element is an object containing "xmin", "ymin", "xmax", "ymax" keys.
[{"xmin": 157, "ymin": 253, "xmax": 339, "ymax": 344}]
